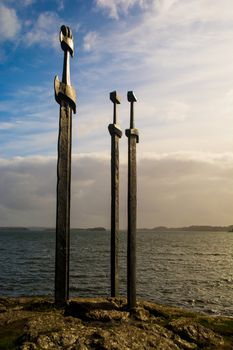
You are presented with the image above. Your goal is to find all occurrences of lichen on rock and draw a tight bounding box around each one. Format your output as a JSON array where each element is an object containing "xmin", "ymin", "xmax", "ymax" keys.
[{"xmin": 0, "ymin": 296, "xmax": 232, "ymax": 349}]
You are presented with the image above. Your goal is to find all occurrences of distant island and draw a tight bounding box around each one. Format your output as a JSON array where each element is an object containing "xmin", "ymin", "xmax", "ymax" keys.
[
  {"xmin": 44, "ymin": 227, "xmax": 106, "ymax": 232},
  {"xmin": 1, "ymin": 226, "xmax": 233, "ymax": 233},
  {"xmin": 140, "ymin": 225, "xmax": 233, "ymax": 232},
  {"xmin": 0, "ymin": 227, "xmax": 106, "ymax": 232},
  {"xmin": 0, "ymin": 227, "xmax": 29, "ymax": 231},
  {"xmin": 71, "ymin": 227, "xmax": 106, "ymax": 232}
]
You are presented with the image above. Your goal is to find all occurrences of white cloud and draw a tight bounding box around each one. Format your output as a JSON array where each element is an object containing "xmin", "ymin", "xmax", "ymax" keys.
[
  {"xmin": 57, "ymin": 0, "xmax": 64, "ymax": 11},
  {"xmin": 4, "ymin": 0, "xmax": 35, "ymax": 6},
  {"xmin": 76, "ymin": 0, "xmax": 233, "ymax": 157},
  {"xmin": 0, "ymin": 122, "xmax": 15, "ymax": 130},
  {"xmin": 137, "ymin": 100, "xmax": 190, "ymax": 123},
  {"xmin": 95, "ymin": 0, "xmax": 153, "ymax": 19},
  {"xmin": 0, "ymin": 5, "xmax": 21, "ymax": 41},
  {"xmin": 83, "ymin": 31, "xmax": 99, "ymax": 52},
  {"xmin": 22, "ymin": 0, "xmax": 34, "ymax": 6},
  {"xmin": 24, "ymin": 11, "xmax": 61, "ymax": 48}
]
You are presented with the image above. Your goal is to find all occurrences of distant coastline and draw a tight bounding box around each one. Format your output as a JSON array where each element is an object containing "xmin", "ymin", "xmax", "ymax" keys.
[
  {"xmin": 0, "ymin": 227, "xmax": 106, "ymax": 232},
  {"xmin": 0, "ymin": 227, "xmax": 29, "ymax": 231},
  {"xmin": 0, "ymin": 225, "xmax": 233, "ymax": 233},
  {"xmin": 140, "ymin": 225, "xmax": 233, "ymax": 232}
]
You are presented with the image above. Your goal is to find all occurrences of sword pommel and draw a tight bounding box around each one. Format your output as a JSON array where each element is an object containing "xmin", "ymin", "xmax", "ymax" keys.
[
  {"xmin": 60, "ymin": 25, "xmax": 74, "ymax": 57},
  {"xmin": 127, "ymin": 91, "xmax": 137, "ymax": 103},
  {"xmin": 110, "ymin": 91, "xmax": 121, "ymax": 104}
]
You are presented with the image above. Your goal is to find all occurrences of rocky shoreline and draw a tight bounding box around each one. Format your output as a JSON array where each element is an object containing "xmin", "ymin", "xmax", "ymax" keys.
[{"xmin": 0, "ymin": 296, "xmax": 233, "ymax": 349}]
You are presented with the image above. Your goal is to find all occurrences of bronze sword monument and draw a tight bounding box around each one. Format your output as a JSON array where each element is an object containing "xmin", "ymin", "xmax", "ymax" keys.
[
  {"xmin": 126, "ymin": 91, "xmax": 139, "ymax": 309},
  {"xmin": 54, "ymin": 25, "xmax": 76, "ymax": 305},
  {"xmin": 108, "ymin": 91, "xmax": 122, "ymax": 297}
]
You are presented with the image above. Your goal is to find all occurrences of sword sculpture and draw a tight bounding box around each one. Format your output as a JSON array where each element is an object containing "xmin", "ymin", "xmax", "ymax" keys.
[
  {"xmin": 108, "ymin": 91, "xmax": 122, "ymax": 297},
  {"xmin": 125, "ymin": 91, "xmax": 139, "ymax": 309},
  {"xmin": 54, "ymin": 25, "xmax": 76, "ymax": 305}
]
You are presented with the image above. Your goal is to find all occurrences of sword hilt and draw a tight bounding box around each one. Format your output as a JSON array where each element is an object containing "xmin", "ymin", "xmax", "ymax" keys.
[
  {"xmin": 108, "ymin": 91, "xmax": 122, "ymax": 138},
  {"xmin": 60, "ymin": 25, "xmax": 74, "ymax": 57},
  {"xmin": 60, "ymin": 25, "xmax": 73, "ymax": 86},
  {"xmin": 126, "ymin": 91, "xmax": 139, "ymax": 143},
  {"xmin": 110, "ymin": 91, "xmax": 120, "ymax": 124},
  {"xmin": 127, "ymin": 91, "xmax": 137, "ymax": 129},
  {"xmin": 54, "ymin": 25, "xmax": 76, "ymax": 113}
]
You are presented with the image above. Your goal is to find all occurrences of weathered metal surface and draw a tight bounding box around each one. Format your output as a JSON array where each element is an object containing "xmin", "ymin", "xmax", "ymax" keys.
[
  {"xmin": 54, "ymin": 76, "xmax": 76, "ymax": 113},
  {"xmin": 54, "ymin": 25, "xmax": 76, "ymax": 306},
  {"xmin": 55, "ymin": 101, "xmax": 72, "ymax": 304},
  {"xmin": 126, "ymin": 91, "xmax": 139, "ymax": 309},
  {"xmin": 127, "ymin": 91, "xmax": 137, "ymax": 129},
  {"xmin": 108, "ymin": 91, "xmax": 122, "ymax": 297}
]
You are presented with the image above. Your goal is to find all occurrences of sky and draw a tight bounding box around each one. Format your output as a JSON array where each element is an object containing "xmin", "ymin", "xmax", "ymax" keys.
[{"xmin": 0, "ymin": 0, "xmax": 233, "ymax": 228}]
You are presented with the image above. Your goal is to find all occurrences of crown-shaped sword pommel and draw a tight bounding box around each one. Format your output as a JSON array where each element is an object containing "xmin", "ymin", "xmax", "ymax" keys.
[
  {"xmin": 54, "ymin": 25, "xmax": 76, "ymax": 113},
  {"xmin": 60, "ymin": 25, "xmax": 74, "ymax": 57}
]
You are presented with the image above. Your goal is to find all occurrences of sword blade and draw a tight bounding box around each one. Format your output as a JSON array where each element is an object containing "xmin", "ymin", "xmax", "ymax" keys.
[
  {"xmin": 110, "ymin": 132, "xmax": 120, "ymax": 296},
  {"xmin": 127, "ymin": 134, "xmax": 137, "ymax": 309},
  {"xmin": 55, "ymin": 101, "xmax": 72, "ymax": 305}
]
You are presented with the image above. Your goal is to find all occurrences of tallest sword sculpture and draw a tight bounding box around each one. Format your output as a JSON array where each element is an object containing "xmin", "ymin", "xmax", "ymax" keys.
[
  {"xmin": 108, "ymin": 91, "xmax": 122, "ymax": 297},
  {"xmin": 126, "ymin": 91, "xmax": 139, "ymax": 309},
  {"xmin": 54, "ymin": 25, "xmax": 76, "ymax": 305}
]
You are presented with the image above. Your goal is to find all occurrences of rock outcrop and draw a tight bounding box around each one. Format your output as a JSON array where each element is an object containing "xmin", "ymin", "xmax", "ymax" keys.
[{"xmin": 0, "ymin": 296, "xmax": 232, "ymax": 349}]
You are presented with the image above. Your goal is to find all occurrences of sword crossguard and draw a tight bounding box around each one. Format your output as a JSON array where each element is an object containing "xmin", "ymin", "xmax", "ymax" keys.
[{"xmin": 54, "ymin": 25, "xmax": 76, "ymax": 114}]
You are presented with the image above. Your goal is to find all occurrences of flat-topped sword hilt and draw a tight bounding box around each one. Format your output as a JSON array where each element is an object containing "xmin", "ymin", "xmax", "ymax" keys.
[
  {"xmin": 127, "ymin": 91, "xmax": 137, "ymax": 129},
  {"xmin": 108, "ymin": 91, "xmax": 122, "ymax": 138},
  {"xmin": 125, "ymin": 91, "xmax": 139, "ymax": 143}
]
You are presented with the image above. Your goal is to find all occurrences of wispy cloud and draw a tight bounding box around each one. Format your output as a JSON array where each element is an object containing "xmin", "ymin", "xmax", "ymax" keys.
[
  {"xmin": 21, "ymin": 0, "xmax": 35, "ymax": 6},
  {"xmin": 0, "ymin": 122, "xmax": 15, "ymax": 130},
  {"xmin": 1, "ymin": 0, "xmax": 233, "ymax": 158},
  {"xmin": 3, "ymin": 0, "xmax": 35, "ymax": 6},
  {"xmin": 24, "ymin": 11, "xmax": 62, "ymax": 49},
  {"xmin": 83, "ymin": 31, "xmax": 99, "ymax": 52},
  {"xmin": 57, "ymin": 0, "xmax": 64, "ymax": 11},
  {"xmin": 95, "ymin": 0, "xmax": 153, "ymax": 19},
  {"xmin": 75, "ymin": 0, "xmax": 233, "ymax": 158},
  {"xmin": 0, "ymin": 82, "xmax": 58, "ymax": 157},
  {"xmin": 0, "ymin": 5, "xmax": 21, "ymax": 42}
]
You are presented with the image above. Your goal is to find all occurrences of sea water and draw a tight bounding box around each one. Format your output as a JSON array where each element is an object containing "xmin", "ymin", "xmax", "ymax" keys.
[{"xmin": 0, "ymin": 229, "xmax": 233, "ymax": 316}]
